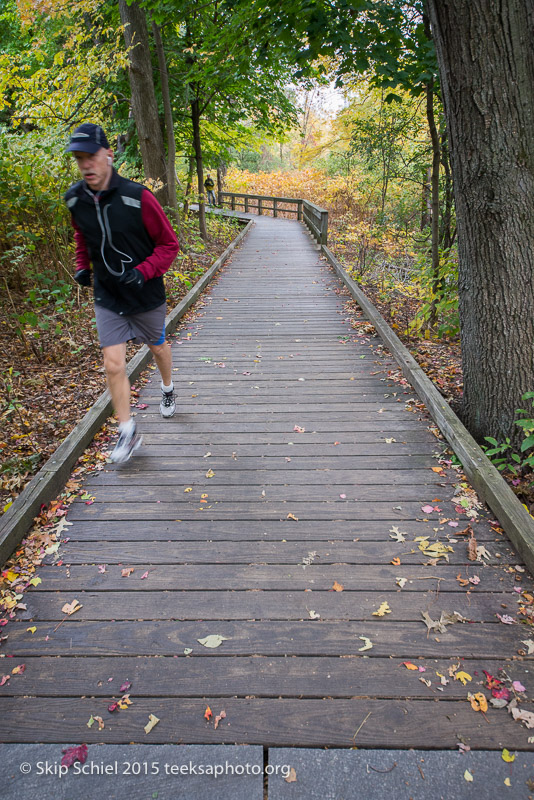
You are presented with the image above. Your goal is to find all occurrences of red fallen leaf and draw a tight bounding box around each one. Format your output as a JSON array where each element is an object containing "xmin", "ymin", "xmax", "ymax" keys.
[
  {"xmin": 483, "ymin": 670, "xmax": 502, "ymax": 690},
  {"xmin": 119, "ymin": 681, "xmax": 132, "ymax": 693},
  {"xmin": 11, "ymin": 664, "xmax": 25, "ymax": 674},
  {"xmin": 135, "ymin": 404, "xmax": 148, "ymax": 409},
  {"xmin": 108, "ymin": 702, "xmax": 119, "ymax": 713},
  {"xmin": 204, "ymin": 705, "xmax": 212, "ymax": 721},
  {"xmin": 492, "ymin": 686, "xmax": 511, "ymax": 700},
  {"xmin": 0, "ymin": 675, "xmax": 10, "ymax": 685},
  {"xmin": 61, "ymin": 744, "xmax": 88, "ymax": 768}
]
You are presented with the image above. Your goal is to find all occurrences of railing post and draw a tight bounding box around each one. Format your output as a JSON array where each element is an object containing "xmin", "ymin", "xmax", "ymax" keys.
[
  {"xmin": 231, "ymin": 194, "xmax": 235, "ymax": 211},
  {"xmin": 297, "ymin": 200, "xmax": 302, "ymax": 221},
  {"xmin": 245, "ymin": 196, "xmax": 249, "ymax": 213},
  {"xmin": 320, "ymin": 210, "xmax": 328, "ymax": 245},
  {"xmin": 258, "ymin": 198, "xmax": 263, "ymax": 216},
  {"xmin": 273, "ymin": 199, "xmax": 278, "ymax": 218}
]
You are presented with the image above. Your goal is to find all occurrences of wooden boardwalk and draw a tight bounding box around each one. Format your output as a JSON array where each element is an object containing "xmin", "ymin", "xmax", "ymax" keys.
[{"xmin": 1, "ymin": 214, "xmax": 533, "ymax": 749}]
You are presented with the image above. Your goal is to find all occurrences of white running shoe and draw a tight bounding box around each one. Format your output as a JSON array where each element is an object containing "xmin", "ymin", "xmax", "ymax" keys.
[
  {"xmin": 160, "ymin": 389, "xmax": 176, "ymax": 418},
  {"xmin": 110, "ymin": 425, "xmax": 143, "ymax": 463}
]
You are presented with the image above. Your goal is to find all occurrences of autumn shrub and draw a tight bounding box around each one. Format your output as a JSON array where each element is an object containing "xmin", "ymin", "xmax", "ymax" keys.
[{"xmin": 0, "ymin": 127, "xmax": 76, "ymax": 292}]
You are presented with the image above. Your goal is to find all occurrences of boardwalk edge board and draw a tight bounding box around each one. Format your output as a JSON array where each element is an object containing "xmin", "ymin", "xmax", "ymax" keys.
[
  {"xmin": 0, "ymin": 215, "xmax": 253, "ymax": 566},
  {"xmin": 322, "ymin": 244, "xmax": 534, "ymax": 574}
]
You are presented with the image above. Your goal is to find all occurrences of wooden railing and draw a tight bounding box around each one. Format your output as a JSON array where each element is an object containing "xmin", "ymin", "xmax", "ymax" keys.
[{"xmin": 218, "ymin": 191, "xmax": 328, "ymax": 245}]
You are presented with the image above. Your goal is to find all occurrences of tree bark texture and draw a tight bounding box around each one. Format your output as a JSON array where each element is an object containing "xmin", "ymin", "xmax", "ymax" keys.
[
  {"xmin": 118, "ymin": 0, "xmax": 169, "ymax": 207},
  {"xmin": 151, "ymin": 19, "xmax": 180, "ymax": 230},
  {"xmin": 425, "ymin": 81, "xmax": 442, "ymax": 327},
  {"xmin": 426, "ymin": 0, "xmax": 534, "ymax": 445},
  {"xmin": 191, "ymin": 96, "xmax": 208, "ymax": 240}
]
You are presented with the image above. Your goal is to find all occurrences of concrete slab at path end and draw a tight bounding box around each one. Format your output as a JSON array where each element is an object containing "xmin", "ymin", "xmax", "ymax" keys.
[
  {"xmin": 0, "ymin": 744, "xmax": 264, "ymax": 800},
  {"xmin": 268, "ymin": 748, "xmax": 534, "ymax": 800}
]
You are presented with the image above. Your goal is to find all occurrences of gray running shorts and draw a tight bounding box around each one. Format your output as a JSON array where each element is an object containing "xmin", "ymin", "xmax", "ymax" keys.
[{"xmin": 94, "ymin": 303, "xmax": 167, "ymax": 348}]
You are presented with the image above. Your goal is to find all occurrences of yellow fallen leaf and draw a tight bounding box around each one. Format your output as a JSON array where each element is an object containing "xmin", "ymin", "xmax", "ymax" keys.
[
  {"xmin": 287, "ymin": 513, "xmax": 299, "ymax": 521},
  {"xmin": 372, "ymin": 601, "xmax": 391, "ymax": 617},
  {"xmin": 468, "ymin": 692, "xmax": 488, "ymax": 712},
  {"xmin": 118, "ymin": 694, "xmax": 132, "ymax": 710},
  {"xmin": 61, "ymin": 599, "xmax": 82, "ymax": 616},
  {"xmin": 29, "ymin": 577, "xmax": 42, "ymax": 587},
  {"xmin": 455, "ymin": 670, "xmax": 472, "ymax": 685},
  {"xmin": 184, "ymin": 487, "xmax": 193, "ymax": 493},
  {"xmin": 504, "ymin": 778, "xmax": 511, "ymax": 787},
  {"xmin": 464, "ymin": 769, "xmax": 473, "ymax": 782},
  {"xmin": 402, "ymin": 662, "xmax": 419, "ymax": 670},
  {"xmin": 358, "ymin": 636, "xmax": 373, "ymax": 652},
  {"xmin": 26, "ymin": 627, "xmax": 36, "ymax": 634},
  {"xmin": 144, "ymin": 713, "xmax": 160, "ymax": 734},
  {"xmin": 205, "ymin": 469, "xmax": 215, "ymax": 478},
  {"xmin": 4, "ymin": 570, "xmax": 18, "ymax": 583},
  {"xmin": 332, "ymin": 581, "xmax": 344, "ymax": 592},
  {"xmin": 502, "ymin": 748, "xmax": 515, "ymax": 763}
]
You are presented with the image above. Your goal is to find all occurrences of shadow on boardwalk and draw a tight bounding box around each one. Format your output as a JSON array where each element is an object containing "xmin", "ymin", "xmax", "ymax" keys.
[{"xmin": 1, "ymin": 215, "xmax": 534, "ymax": 757}]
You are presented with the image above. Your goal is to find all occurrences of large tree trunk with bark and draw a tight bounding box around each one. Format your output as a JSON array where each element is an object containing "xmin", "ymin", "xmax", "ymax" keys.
[
  {"xmin": 151, "ymin": 20, "xmax": 180, "ymax": 230},
  {"xmin": 426, "ymin": 0, "xmax": 534, "ymax": 446},
  {"xmin": 118, "ymin": 0, "xmax": 169, "ymax": 207}
]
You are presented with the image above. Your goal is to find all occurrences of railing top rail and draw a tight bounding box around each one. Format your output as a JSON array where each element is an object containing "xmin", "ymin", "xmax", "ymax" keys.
[
  {"xmin": 302, "ymin": 198, "xmax": 328, "ymax": 214},
  {"xmin": 219, "ymin": 191, "xmax": 303, "ymax": 205}
]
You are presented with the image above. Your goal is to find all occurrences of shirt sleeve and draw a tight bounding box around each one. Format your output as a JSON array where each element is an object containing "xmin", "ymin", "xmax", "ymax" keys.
[
  {"xmin": 72, "ymin": 219, "xmax": 91, "ymax": 272},
  {"xmin": 136, "ymin": 190, "xmax": 180, "ymax": 280}
]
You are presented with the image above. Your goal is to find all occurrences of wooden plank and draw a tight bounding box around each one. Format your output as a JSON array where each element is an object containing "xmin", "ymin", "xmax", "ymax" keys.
[
  {"xmin": 2, "ymin": 620, "xmax": 525, "ymax": 659},
  {"xmin": 61, "ymin": 519, "xmax": 500, "ymax": 541},
  {"xmin": 30, "ymin": 564, "xmax": 521, "ymax": 591},
  {"xmin": 45, "ymin": 538, "xmax": 512, "ymax": 565},
  {"xmin": 71, "ymin": 484, "xmax": 452, "ymax": 504},
  {"xmin": 1, "ymin": 656, "xmax": 529, "ymax": 698},
  {"xmin": 0, "ymin": 697, "xmax": 528, "ymax": 747},
  {"xmin": 14, "ymin": 588, "xmax": 518, "ymax": 622}
]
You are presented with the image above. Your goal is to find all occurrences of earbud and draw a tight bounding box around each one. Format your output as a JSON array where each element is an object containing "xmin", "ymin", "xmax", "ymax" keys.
[{"xmin": 107, "ymin": 156, "xmax": 112, "ymax": 165}]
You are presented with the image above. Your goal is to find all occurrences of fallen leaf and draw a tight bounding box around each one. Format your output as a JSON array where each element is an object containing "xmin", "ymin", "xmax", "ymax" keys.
[
  {"xmin": 144, "ymin": 713, "xmax": 160, "ymax": 734},
  {"xmin": 11, "ymin": 664, "xmax": 25, "ymax": 675},
  {"xmin": 29, "ymin": 577, "xmax": 41, "ymax": 587},
  {"xmin": 285, "ymin": 767, "xmax": 297, "ymax": 783},
  {"xmin": 512, "ymin": 681, "xmax": 526, "ymax": 693},
  {"xmin": 504, "ymin": 778, "xmax": 511, "ymax": 787},
  {"xmin": 0, "ymin": 675, "xmax": 10, "ymax": 685},
  {"xmin": 119, "ymin": 681, "xmax": 132, "ymax": 693},
  {"xmin": 456, "ymin": 671, "xmax": 472, "ymax": 686},
  {"xmin": 118, "ymin": 694, "xmax": 132, "ymax": 710},
  {"xmin": 402, "ymin": 662, "xmax": 419, "ymax": 670},
  {"xmin": 204, "ymin": 706, "xmax": 213, "ymax": 721},
  {"xmin": 293, "ymin": 425, "xmax": 305, "ymax": 433},
  {"xmin": 372, "ymin": 601, "xmax": 391, "ymax": 617},
  {"xmin": 464, "ymin": 770, "xmax": 473, "ymax": 782},
  {"xmin": 497, "ymin": 614, "xmax": 516, "ymax": 625},
  {"xmin": 468, "ymin": 692, "xmax": 488, "ymax": 712},
  {"xmin": 214, "ymin": 709, "xmax": 226, "ymax": 729},
  {"xmin": 26, "ymin": 626, "xmax": 36, "ymax": 634},
  {"xmin": 358, "ymin": 636, "xmax": 373, "ymax": 652},
  {"xmin": 197, "ymin": 634, "xmax": 229, "ymax": 648},
  {"xmin": 521, "ymin": 639, "xmax": 534, "ymax": 654},
  {"xmin": 396, "ymin": 577, "xmax": 407, "ymax": 589},
  {"xmin": 391, "ymin": 557, "xmax": 401, "ymax": 566},
  {"xmin": 456, "ymin": 574, "xmax": 469, "ymax": 587},
  {"xmin": 502, "ymin": 748, "xmax": 515, "ymax": 763},
  {"xmin": 389, "ymin": 527, "xmax": 407, "ymax": 543},
  {"xmin": 331, "ymin": 581, "xmax": 344, "ymax": 592},
  {"xmin": 61, "ymin": 599, "xmax": 82, "ymax": 615},
  {"xmin": 421, "ymin": 505, "xmax": 435, "ymax": 514},
  {"xmin": 205, "ymin": 469, "xmax": 215, "ymax": 478},
  {"xmin": 87, "ymin": 715, "xmax": 95, "ymax": 728},
  {"xmin": 140, "ymin": 571, "xmax": 149, "ymax": 580},
  {"xmin": 287, "ymin": 513, "xmax": 299, "ymax": 522},
  {"xmin": 61, "ymin": 744, "xmax": 88, "ymax": 769},
  {"xmin": 183, "ymin": 648, "xmax": 193, "ymax": 655},
  {"xmin": 184, "ymin": 487, "xmax": 193, "ymax": 493},
  {"xmin": 308, "ymin": 610, "xmax": 320, "ymax": 619},
  {"xmin": 121, "ymin": 568, "xmax": 134, "ymax": 578},
  {"xmin": 467, "ymin": 533, "xmax": 478, "ymax": 561},
  {"xmin": 511, "ymin": 707, "xmax": 534, "ymax": 728}
]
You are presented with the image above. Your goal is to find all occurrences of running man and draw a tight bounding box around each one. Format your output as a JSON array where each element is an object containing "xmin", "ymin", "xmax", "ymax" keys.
[{"xmin": 65, "ymin": 122, "xmax": 180, "ymax": 463}]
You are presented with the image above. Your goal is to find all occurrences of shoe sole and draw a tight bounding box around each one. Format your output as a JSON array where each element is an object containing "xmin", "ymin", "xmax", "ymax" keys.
[
  {"xmin": 160, "ymin": 406, "xmax": 176, "ymax": 418},
  {"xmin": 110, "ymin": 435, "xmax": 143, "ymax": 464}
]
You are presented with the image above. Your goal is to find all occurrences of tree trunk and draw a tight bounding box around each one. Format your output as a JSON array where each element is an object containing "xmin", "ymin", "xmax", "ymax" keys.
[
  {"xmin": 217, "ymin": 161, "xmax": 226, "ymax": 204},
  {"xmin": 151, "ymin": 19, "xmax": 181, "ymax": 232},
  {"xmin": 183, "ymin": 156, "xmax": 195, "ymax": 217},
  {"xmin": 425, "ymin": 80, "xmax": 442, "ymax": 327},
  {"xmin": 118, "ymin": 0, "xmax": 168, "ymax": 206},
  {"xmin": 191, "ymin": 96, "xmax": 208, "ymax": 240},
  {"xmin": 426, "ymin": 0, "xmax": 534, "ymax": 447},
  {"xmin": 439, "ymin": 130, "xmax": 455, "ymax": 250},
  {"xmin": 421, "ymin": 166, "xmax": 432, "ymax": 230}
]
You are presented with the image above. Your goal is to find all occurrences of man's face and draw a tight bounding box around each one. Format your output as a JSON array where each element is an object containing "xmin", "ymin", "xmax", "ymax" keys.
[{"xmin": 73, "ymin": 147, "xmax": 112, "ymax": 191}]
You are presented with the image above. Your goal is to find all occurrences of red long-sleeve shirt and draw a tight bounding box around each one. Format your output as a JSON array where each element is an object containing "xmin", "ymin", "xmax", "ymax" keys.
[{"xmin": 73, "ymin": 189, "xmax": 179, "ymax": 280}]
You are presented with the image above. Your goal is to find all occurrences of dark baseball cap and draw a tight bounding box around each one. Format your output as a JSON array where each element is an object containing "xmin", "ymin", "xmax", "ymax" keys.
[{"xmin": 66, "ymin": 123, "xmax": 109, "ymax": 154}]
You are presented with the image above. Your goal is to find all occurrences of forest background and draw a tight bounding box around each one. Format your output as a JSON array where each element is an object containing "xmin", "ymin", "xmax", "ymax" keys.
[{"xmin": 1, "ymin": 0, "xmax": 533, "ymax": 515}]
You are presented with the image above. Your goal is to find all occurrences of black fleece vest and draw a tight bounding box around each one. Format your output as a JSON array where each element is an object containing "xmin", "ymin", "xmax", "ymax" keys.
[{"xmin": 65, "ymin": 172, "xmax": 166, "ymax": 315}]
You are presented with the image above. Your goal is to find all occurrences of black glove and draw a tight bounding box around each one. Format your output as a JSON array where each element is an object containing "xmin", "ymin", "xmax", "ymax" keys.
[
  {"xmin": 119, "ymin": 268, "xmax": 145, "ymax": 289},
  {"xmin": 74, "ymin": 269, "xmax": 91, "ymax": 287}
]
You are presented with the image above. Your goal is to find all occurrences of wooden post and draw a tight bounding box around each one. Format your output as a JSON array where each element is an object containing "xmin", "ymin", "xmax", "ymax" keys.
[
  {"xmin": 273, "ymin": 199, "xmax": 278, "ymax": 218},
  {"xmin": 231, "ymin": 194, "xmax": 235, "ymax": 211},
  {"xmin": 258, "ymin": 198, "xmax": 263, "ymax": 216},
  {"xmin": 297, "ymin": 201, "xmax": 302, "ymax": 221},
  {"xmin": 320, "ymin": 210, "xmax": 328, "ymax": 245},
  {"xmin": 245, "ymin": 196, "xmax": 249, "ymax": 213}
]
